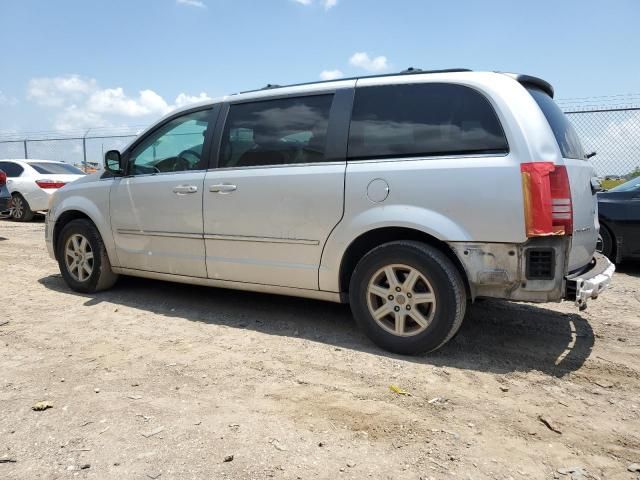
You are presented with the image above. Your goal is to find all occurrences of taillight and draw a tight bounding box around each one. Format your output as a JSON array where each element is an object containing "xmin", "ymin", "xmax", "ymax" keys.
[
  {"xmin": 549, "ymin": 166, "xmax": 573, "ymax": 235},
  {"xmin": 521, "ymin": 162, "xmax": 573, "ymax": 237},
  {"xmin": 0, "ymin": 170, "xmax": 6, "ymax": 186},
  {"xmin": 36, "ymin": 180, "xmax": 66, "ymax": 189}
]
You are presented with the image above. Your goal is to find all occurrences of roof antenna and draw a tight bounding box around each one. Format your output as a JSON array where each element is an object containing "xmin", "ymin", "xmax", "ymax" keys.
[{"xmin": 401, "ymin": 67, "xmax": 423, "ymax": 73}]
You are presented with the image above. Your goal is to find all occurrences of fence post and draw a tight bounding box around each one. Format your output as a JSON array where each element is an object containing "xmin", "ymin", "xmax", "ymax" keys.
[
  {"xmin": 82, "ymin": 137, "xmax": 87, "ymax": 171},
  {"xmin": 23, "ymin": 139, "xmax": 28, "ymax": 159},
  {"xmin": 82, "ymin": 128, "xmax": 90, "ymax": 172}
]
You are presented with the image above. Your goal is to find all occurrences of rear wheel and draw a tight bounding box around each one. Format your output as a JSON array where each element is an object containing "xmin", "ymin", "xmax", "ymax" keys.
[
  {"xmin": 349, "ymin": 241, "xmax": 466, "ymax": 355},
  {"xmin": 10, "ymin": 193, "xmax": 35, "ymax": 222},
  {"xmin": 57, "ymin": 219, "xmax": 118, "ymax": 293}
]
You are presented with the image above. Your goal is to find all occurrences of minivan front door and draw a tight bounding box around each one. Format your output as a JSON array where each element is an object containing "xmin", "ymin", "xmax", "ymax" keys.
[
  {"xmin": 110, "ymin": 108, "xmax": 216, "ymax": 277},
  {"xmin": 202, "ymin": 91, "xmax": 352, "ymax": 290}
]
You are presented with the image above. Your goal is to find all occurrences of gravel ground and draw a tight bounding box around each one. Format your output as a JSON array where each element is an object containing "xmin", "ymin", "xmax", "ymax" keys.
[{"xmin": 1, "ymin": 218, "xmax": 639, "ymax": 480}]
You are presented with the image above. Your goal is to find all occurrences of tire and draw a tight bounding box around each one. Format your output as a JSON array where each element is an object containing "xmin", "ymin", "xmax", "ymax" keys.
[
  {"xmin": 56, "ymin": 219, "xmax": 118, "ymax": 293},
  {"xmin": 349, "ymin": 241, "xmax": 467, "ymax": 355},
  {"xmin": 598, "ymin": 225, "xmax": 615, "ymax": 261},
  {"xmin": 10, "ymin": 193, "xmax": 35, "ymax": 222}
]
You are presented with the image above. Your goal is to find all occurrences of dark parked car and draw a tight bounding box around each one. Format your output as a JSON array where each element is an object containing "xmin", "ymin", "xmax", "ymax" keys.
[
  {"xmin": 597, "ymin": 177, "xmax": 640, "ymax": 262},
  {"xmin": 0, "ymin": 169, "xmax": 12, "ymax": 213}
]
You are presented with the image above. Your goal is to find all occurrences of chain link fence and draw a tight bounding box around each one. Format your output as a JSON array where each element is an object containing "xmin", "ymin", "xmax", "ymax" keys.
[
  {"xmin": 1, "ymin": 105, "xmax": 639, "ymax": 178},
  {"xmin": 565, "ymin": 107, "xmax": 640, "ymax": 178},
  {"xmin": 0, "ymin": 131, "xmax": 138, "ymax": 173}
]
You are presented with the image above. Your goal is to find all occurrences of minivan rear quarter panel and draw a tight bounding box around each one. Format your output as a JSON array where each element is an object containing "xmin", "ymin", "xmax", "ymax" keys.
[{"xmin": 320, "ymin": 73, "xmax": 541, "ymax": 292}]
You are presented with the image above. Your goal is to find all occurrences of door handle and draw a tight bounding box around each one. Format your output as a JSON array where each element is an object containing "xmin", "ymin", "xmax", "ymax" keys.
[
  {"xmin": 209, "ymin": 184, "xmax": 237, "ymax": 194},
  {"xmin": 173, "ymin": 185, "xmax": 198, "ymax": 194}
]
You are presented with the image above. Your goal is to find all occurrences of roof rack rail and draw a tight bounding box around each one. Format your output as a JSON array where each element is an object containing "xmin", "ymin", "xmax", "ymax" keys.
[{"xmin": 238, "ymin": 68, "xmax": 472, "ymax": 95}]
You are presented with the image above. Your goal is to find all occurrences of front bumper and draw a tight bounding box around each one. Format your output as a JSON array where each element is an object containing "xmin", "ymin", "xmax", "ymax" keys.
[
  {"xmin": 0, "ymin": 196, "xmax": 11, "ymax": 212},
  {"xmin": 565, "ymin": 253, "xmax": 615, "ymax": 310},
  {"xmin": 45, "ymin": 212, "xmax": 56, "ymax": 260}
]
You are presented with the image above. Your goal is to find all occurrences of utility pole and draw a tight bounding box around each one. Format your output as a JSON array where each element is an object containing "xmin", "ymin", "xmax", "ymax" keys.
[{"xmin": 83, "ymin": 128, "xmax": 90, "ymax": 172}]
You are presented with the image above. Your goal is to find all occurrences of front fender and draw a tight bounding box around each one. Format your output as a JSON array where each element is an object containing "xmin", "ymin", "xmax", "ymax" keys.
[
  {"xmin": 50, "ymin": 182, "xmax": 118, "ymax": 266},
  {"xmin": 319, "ymin": 205, "xmax": 472, "ymax": 292}
]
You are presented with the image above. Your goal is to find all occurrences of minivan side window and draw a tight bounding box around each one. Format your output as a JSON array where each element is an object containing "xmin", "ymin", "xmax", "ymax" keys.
[
  {"xmin": 347, "ymin": 83, "xmax": 508, "ymax": 160},
  {"xmin": 527, "ymin": 86, "xmax": 585, "ymax": 160},
  {"xmin": 128, "ymin": 109, "xmax": 212, "ymax": 175},
  {"xmin": 0, "ymin": 161, "xmax": 24, "ymax": 177},
  {"xmin": 219, "ymin": 94, "xmax": 333, "ymax": 168}
]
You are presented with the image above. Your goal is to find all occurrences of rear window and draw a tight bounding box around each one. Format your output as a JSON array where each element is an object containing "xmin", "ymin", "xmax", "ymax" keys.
[
  {"xmin": 0, "ymin": 161, "xmax": 24, "ymax": 177},
  {"xmin": 28, "ymin": 162, "xmax": 85, "ymax": 175},
  {"xmin": 527, "ymin": 86, "xmax": 585, "ymax": 160},
  {"xmin": 347, "ymin": 83, "xmax": 508, "ymax": 160}
]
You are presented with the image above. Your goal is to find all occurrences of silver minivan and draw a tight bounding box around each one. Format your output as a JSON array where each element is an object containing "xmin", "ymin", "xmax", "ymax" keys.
[{"xmin": 45, "ymin": 69, "xmax": 614, "ymax": 354}]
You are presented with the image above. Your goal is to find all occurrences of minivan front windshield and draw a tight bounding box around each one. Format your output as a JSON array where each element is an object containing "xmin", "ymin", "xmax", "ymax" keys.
[{"xmin": 608, "ymin": 177, "xmax": 640, "ymax": 192}]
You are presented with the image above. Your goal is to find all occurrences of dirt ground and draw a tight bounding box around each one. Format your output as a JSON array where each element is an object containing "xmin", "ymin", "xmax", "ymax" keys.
[{"xmin": 1, "ymin": 218, "xmax": 639, "ymax": 480}]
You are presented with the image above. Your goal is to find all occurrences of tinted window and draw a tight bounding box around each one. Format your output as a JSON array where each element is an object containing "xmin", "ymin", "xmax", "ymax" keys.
[
  {"xmin": 0, "ymin": 162, "xmax": 24, "ymax": 177},
  {"xmin": 527, "ymin": 86, "xmax": 585, "ymax": 160},
  {"xmin": 28, "ymin": 162, "xmax": 85, "ymax": 175},
  {"xmin": 348, "ymin": 83, "xmax": 508, "ymax": 160},
  {"xmin": 219, "ymin": 95, "xmax": 333, "ymax": 168},
  {"xmin": 129, "ymin": 110, "xmax": 211, "ymax": 175}
]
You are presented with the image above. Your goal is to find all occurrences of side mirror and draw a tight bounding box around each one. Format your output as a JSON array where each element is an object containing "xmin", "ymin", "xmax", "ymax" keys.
[{"xmin": 104, "ymin": 150, "xmax": 124, "ymax": 175}]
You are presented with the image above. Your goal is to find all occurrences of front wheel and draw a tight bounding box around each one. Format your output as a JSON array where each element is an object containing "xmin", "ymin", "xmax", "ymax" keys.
[
  {"xmin": 349, "ymin": 241, "xmax": 467, "ymax": 355},
  {"xmin": 57, "ymin": 219, "xmax": 118, "ymax": 293},
  {"xmin": 597, "ymin": 225, "xmax": 615, "ymax": 261}
]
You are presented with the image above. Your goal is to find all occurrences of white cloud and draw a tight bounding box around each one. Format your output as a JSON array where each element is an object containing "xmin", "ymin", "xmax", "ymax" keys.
[
  {"xmin": 54, "ymin": 104, "xmax": 112, "ymax": 131},
  {"xmin": 26, "ymin": 74, "xmax": 213, "ymax": 131},
  {"xmin": 27, "ymin": 75, "xmax": 97, "ymax": 107},
  {"xmin": 176, "ymin": 0, "xmax": 206, "ymax": 8},
  {"xmin": 0, "ymin": 90, "xmax": 19, "ymax": 106},
  {"xmin": 292, "ymin": 0, "xmax": 338, "ymax": 9},
  {"xmin": 349, "ymin": 52, "xmax": 389, "ymax": 72},
  {"xmin": 319, "ymin": 69, "xmax": 344, "ymax": 81},
  {"xmin": 87, "ymin": 88, "xmax": 170, "ymax": 117},
  {"xmin": 174, "ymin": 92, "xmax": 212, "ymax": 107}
]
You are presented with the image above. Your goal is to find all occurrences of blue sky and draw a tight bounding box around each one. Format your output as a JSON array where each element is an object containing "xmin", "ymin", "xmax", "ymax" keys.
[{"xmin": 0, "ymin": 0, "xmax": 638, "ymax": 135}]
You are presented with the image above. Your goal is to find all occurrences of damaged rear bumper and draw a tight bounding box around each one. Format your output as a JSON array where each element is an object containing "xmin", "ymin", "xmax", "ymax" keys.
[
  {"xmin": 564, "ymin": 253, "xmax": 615, "ymax": 310},
  {"xmin": 449, "ymin": 238, "xmax": 615, "ymax": 308}
]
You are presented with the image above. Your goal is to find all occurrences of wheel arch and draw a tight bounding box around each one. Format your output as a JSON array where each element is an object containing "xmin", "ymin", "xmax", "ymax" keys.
[
  {"xmin": 53, "ymin": 210, "xmax": 95, "ymax": 259},
  {"xmin": 52, "ymin": 204, "xmax": 117, "ymax": 267},
  {"xmin": 337, "ymin": 226, "xmax": 471, "ymax": 299}
]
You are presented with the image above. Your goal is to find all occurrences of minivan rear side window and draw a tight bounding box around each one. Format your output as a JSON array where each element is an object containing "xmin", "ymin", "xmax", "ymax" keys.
[
  {"xmin": 347, "ymin": 83, "xmax": 508, "ymax": 160},
  {"xmin": 526, "ymin": 86, "xmax": 585, "ymax": 160}
]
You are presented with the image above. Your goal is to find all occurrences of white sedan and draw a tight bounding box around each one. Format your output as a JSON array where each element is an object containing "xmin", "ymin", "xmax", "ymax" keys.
[{"xmin": 0, "ymin": 159, "xmax": 85, "ymax": 221}]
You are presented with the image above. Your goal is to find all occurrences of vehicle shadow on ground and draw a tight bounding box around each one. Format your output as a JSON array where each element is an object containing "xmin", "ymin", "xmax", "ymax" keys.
[
  {"xmin": 39, "ymin": 274, "xmax": 593, "ymax": 377},
  {"xmin": 615, "ymin": 260, "xmax": 640, "ymax": 278}
]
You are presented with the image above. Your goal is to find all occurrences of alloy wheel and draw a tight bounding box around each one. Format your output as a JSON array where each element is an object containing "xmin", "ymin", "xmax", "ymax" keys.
[
  {"xmin": 366, "ymin": 264, "xmax": 436, "ymax": 337},
  {"xmin": 10, "ymin": 196, "xmax": 23, "ymax": 219},
  {"xmin": 64, "ymin": 234, "xmax": 94, "ymax": 282}
]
